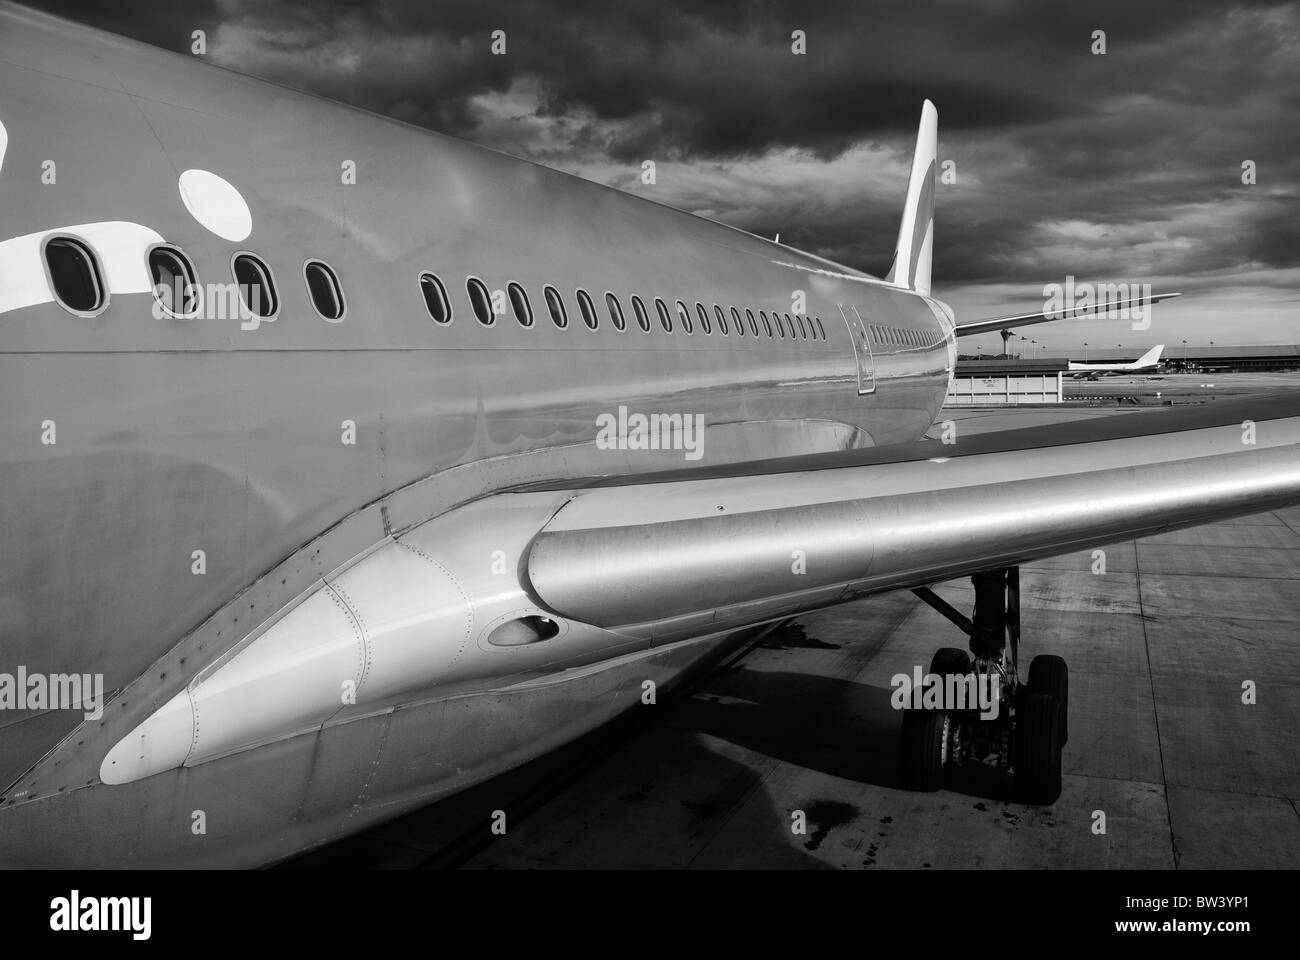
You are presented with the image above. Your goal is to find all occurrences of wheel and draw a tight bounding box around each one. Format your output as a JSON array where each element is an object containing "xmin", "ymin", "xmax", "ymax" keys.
[
  {"xmin": 900, "ymin": 708, "xmax": 950, "ymax": 791},
  {"xmin": 930, "ymin": 647, "xmax": 971, "ymax": 677},
  {"xmin": 1028, "ymin": 654, "xmax": 1068, "ymax": 746},
  {"xmin": 930, "ymin": 647, "xmax": 974, "ymax": 720},
  {"xmin": 1014, "ymin": 693, "xmax": 1062, "ymax": 804}
]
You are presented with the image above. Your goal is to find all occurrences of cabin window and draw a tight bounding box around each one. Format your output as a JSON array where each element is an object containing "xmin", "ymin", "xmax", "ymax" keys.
[
  {"xmin": 420, "ymin": 272, "xmax": 452, "ymax": 323},
  {"xmin": 792, "ymin": 314, "xmax": 806, "ymax": 340},
  {"xmin": 746, "ymin": 308, "xmax": 759, "ymax": 337},
  {"xmin": 508, "ymin": 281, "xmax": 533, "ymax": 327},
  {"xmin": 715, "ymin": 304, "xmax": 729, "ymax": 335},
  {"xmin": 577, "ymin": 288, "xmax": 598, "ymax": 330},
  {"xmin": 677, "ymin": 300, "xmax": 693, "ymax": 334},
  {"xmin": 632, "ymin": 295, "xmax": 651, "ymax": 332},
  {"xmin": 760, "ymin": 310, "xmax": 773, "ymax": 337},
  {"xmin": 467, "ymin": 277, "xmax": 494, "ymax": 325},
  {"xmin": 656, "ymin": 297, "xmax": 673, "ymax": 333},
  {"xmin": 45, "ymin": 236, "xmax": 106, "ymax": 315},
  {"xmin": 304, "ymin": 260, "xmax": 345, "ymax": 321},
  {"xmin": 148, "ymin": 245, "xmax": 198, "ymax": 319},
  {"xmin": 816, "ymin": 317, "xmax": 826, "ymax": 340},
  {"xmin": 606, "ymin": 292, "xmax": 626, "ymax": 331},
  {"xmin": 773, "ymin": 312, "xmax": 785, "ymax": 338},
  {"xmin": 730, "ymin": 306, "xmax": 744, "ymax": 337},
  {"xmin": 544, "ymin": 285, "xmax": 567, "ymax": 328},
  {"xmin": 233, "ymin": 253, "xmax": 278, "ymax": 318},
  {"xmin": 696, "ymin": 302, "xmax": 711, "ymax": 334}
]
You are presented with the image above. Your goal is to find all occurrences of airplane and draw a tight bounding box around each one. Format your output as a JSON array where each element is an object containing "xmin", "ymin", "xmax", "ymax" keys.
[
  {"xmin": 2, "ymin": 2, "xmax": 1299, "ymax": 869},
  {"xmin": 1068, "ymin": 344, "xmax": 1165, "ymax": 377}
]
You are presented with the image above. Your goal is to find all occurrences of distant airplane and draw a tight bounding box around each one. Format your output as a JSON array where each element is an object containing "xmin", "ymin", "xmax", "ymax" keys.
[
  {"xmin": 2, "ymin": 2, "xmax": 1297, "ymax": 868},
  {"xmin": 1069, "ymin": 345, "xmax": 1165, "ymax": 377}
]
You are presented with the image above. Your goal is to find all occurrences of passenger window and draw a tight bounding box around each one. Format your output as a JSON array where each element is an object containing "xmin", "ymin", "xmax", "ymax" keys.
[
  {"xmin": 233, "ymin": 253, "xmax": 278, "ymax": 318},
  {"xmin": 467, "ymin": 277, "xmax": 494, "ymax": 325},
  {"xmin": 677, "ymin": 300, "xmax": 693, "ymax": 334},
  {"xmin": 508, "ymin": 281, "xmax": 533, "ymax": 327},
  {"xmin": 715, "ymin": 304, "xmax": 728, "ymax": 335},
  {"xmin": 606, "ymin": 292, "xmax": 627, "ymax": 331},
  {"xmin": 577, "ymin": 288, "xmax": 598, "ymax": 329},
  {"xmin": 655, "ymin": 297, "xmax": 673, "ymax": 333},
  {"xmin": 746, "ymin": 308, "xmax": 759, "ymax": 337},
  {"xmin": 45, "ymin": 236, "xmax": 106, "ymax": 314},
  {"xmin": 632, "ymin": 295, "xmax": 651, "ymax": 332},
  {"xmin": 148, "ymin": 245, "xmax": 198, "ymax": 318},
  {"xmin": 696, "ymin": 302, "xmax": 711, "ymax": 334},
  {"xmin": 760, "ymin": 310, "xmax": 773, "ymax": 337},
  {"xmin": 788, "ymin": 313, "xmax": 802, "ymax": 340},
  {"xmin": 774, "ymin": 312, "xmax": 786, "ymax": 338},
  {"xmin": 544, "ymin": 285, "xmax": 567, "ymax": 328},
  {"xmin": 304, "ymin": 260, "xmax": 344, "ymax": 321},
  {"xmin": 816, "ymin": 317, "xmax": 826, "ymax": 340},
  {"xmin": 420, "ymin": 272, "xmax": 452, "ymax": 323},
  {"xmin": 731, "ymin": 306, "xmax": 744, "ymax": 337}
]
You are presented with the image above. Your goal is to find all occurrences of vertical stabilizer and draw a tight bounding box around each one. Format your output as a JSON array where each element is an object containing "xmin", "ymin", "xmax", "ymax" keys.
[{"xmin": 885, "ymin": 100, "xmax": 937, "ymax": 296}]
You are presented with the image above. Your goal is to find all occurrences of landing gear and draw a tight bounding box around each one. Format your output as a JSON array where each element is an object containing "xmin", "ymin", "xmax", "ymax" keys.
[{"xmin": 902, "ymin": 567, "xmax": 1067, "ymax": 804}]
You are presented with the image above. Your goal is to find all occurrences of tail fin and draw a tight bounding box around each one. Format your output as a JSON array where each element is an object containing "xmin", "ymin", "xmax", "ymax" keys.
[
  {"xmin": 1136, "ymin": 345, "xmax": 1164, "ymax": 367},
  {"xmin": 885, "ymin": 100, "xmax": 937, "ymax": 297}
]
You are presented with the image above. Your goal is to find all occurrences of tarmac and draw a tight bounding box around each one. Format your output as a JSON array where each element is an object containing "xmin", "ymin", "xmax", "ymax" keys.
[{"xmin": 287, "ymin": 386, "xmax": 1300, "ymax": 869}]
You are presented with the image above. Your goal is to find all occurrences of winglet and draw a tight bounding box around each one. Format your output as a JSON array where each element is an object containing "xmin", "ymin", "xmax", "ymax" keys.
[{"xmin": 885, "ymin": 100, "xmax": 938, "ymax": 296}]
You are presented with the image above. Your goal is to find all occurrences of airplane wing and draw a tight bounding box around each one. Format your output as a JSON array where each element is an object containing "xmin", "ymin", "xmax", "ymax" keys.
[
  {"xmin": 955, "ymin": 292, "xmax": 1181, "ymax": 338},
  {"xmin": 523, "ymin": 395, "xmax": 1300, "ymax": 629}
]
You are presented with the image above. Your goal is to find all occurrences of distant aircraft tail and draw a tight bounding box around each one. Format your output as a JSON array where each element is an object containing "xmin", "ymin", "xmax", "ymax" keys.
[
  {"xmin": 1136, "ymin": 344, "xmax": 1164, "ymax": 367},
  {"xmin": 885, "ymin": 100, "xmax": 937, "ymax": 297}
]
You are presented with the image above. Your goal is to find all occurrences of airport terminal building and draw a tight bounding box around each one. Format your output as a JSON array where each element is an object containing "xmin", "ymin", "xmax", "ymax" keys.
[{"xmin": 946, "ymin": 359, "xmax": 1067, "ymax": 405}]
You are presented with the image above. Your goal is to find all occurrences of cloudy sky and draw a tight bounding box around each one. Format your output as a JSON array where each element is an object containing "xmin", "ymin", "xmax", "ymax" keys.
[{"xmin": 31, "ymin": 0, "xmax": 1300, "ymax": 353}]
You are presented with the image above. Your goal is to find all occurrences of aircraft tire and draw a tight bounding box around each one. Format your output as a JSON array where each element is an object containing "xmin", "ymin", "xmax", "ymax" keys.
[
  {"xmin": 1028, "ymin": 654, "xmax": 1069, "ymax": 746},
  {"xmin": 1014, "ymin": 693, "xmax": 1062, "ymax": 804},
  {"xmin": 930, "ymin": 647, "xmax": 971, "ymax": 677},
  {"xmin": 900, "ymin": 708, "xmax": 949, "ymax": 791}
]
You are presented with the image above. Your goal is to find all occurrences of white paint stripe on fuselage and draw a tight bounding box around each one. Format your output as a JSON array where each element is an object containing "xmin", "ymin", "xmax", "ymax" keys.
[{"xmin": 0, "ymin": 221, "xmax": 163, "ymax": 315}]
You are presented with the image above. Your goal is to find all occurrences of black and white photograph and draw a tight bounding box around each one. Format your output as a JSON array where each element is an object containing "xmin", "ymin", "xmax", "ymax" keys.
[{"xmin": 0, "ymin": 0, "xmax": 1294, "ymax": 930}]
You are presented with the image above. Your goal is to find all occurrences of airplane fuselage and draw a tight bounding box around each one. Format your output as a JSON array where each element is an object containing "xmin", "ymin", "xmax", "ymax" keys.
[{"xmin": 0, "ymin": 5, "xmax": 954, "ymax": 865}]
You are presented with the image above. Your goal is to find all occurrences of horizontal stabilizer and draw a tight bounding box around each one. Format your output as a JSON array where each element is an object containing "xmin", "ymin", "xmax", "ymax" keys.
[{"xmin": 955, "ymin": 292, "xmax": 1181, "ymax": 338}]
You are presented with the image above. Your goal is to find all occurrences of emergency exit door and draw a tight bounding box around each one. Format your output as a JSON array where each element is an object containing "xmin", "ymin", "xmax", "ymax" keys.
[{"xmin": 838, "ymin": 303, "xmax": 876, "ymax": 395}]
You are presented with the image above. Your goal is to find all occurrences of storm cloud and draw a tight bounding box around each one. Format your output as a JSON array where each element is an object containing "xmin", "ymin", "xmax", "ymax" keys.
[{"xmin": 28, "ymin": 0, "xmax": 1300, "ymax": 347}]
